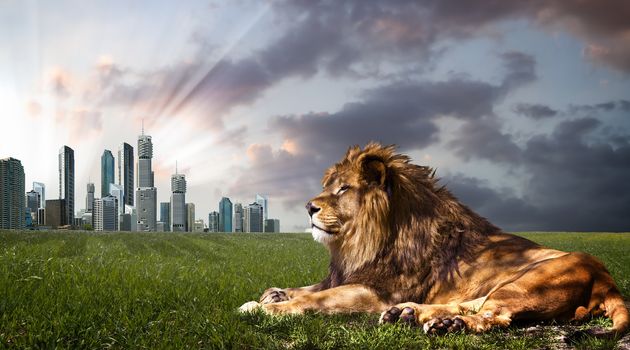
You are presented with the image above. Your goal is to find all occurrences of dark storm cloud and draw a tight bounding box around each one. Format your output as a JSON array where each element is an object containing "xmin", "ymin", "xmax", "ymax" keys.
[
  {"xmin": 273, "ymin": 0, "xmax": 630, "ymax": 73},
  {"xmin": 446, "ymin": 115, "xmax": 630, "ymax": 231},
  {"xmin": 96, "ymin": 0, "xmax": 628, "ymax": 130},
  {"xmin": 569, "ymin": 100, "xmax": 630, "ymax": 115},
  {"xmin": 231, "ymin": 51, "xmax": 536, "ymax": 219},
  {"xmin": 513, "ymin": 103, "xmax": 559, "ymax": 119},
  {"xmin": 500, "ymin": 51, "xmax": 537, "ymax": 92},
  {"xmin": 444, "ymin": 174, "xmax": 539, "ymax": 231},
  {"xmin": 270, "ymin": 51, "xmax": 535, "ymax": 158},
  {"xmin": 448, "ymin": 120, "xmax": 522, "ymax": 164}
]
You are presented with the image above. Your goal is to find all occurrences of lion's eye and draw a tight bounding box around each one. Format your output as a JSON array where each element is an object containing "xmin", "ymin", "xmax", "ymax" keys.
[{"xmin": 337, "ymin": 184, "xmax": 350, "ymax": 195}]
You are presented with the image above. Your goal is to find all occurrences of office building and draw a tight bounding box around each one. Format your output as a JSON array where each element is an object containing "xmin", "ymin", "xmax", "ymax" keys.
[
  {"xmin": 136, "ymin": 187, "xmax": 157, "ymax": 231},
  {"xmin": 0, "ymin": 157, "xmax": 25, "ymax": 229},
  {"xmin": 208, "ymin": 211, "xmax": 219, "ymax": 232},
  {"xmin": 137, "ymin": 132, "xmax": 154, "ymax": 187},
  {"xmin": 33, "ymin": 182, "xmax": 45, "ymax": 208},
  {"xmin": 264, "ymin": 219, "xmax": 280, "ymax": 233},
  {"xmin": 136, "ymin": 128, "xmax": 157, "ymax": 231},
  {"xmin": 219, "ymin": 197, "xmax": 232, "ymax": 232},
  {"xmin": 37, "ymin": 208, "xmax": 45, "ymax": 226},
  {"xmin": 186, "ymin": 203, "xmax": 195, "ymax": 232},
  {"xmin": 25, "ymin": 208, "xmax": 33, "ymax": 227},
  {"xmin": 59, "ymin": 146, "xmax": 75, "ymax": 226},
  {"xmin": 170, "ymin": 171, "xmax": 186, "ymax": 232},
  {"xmin": 193, "ymin": 219, "xmax": 204, "ymax": 232},
  {"xmin": 109, "ymin": 183, "xmax": 124, "ymax": 217},
  {"xmin": 86, "ymin": 182, "xmax": 95, "ymax": 213},
  {"xmin": 117, "ymin": 142, "xmax": 134, "ymax": 209},
  {"xmin": 255, "ymin": 194, "xmax": 268, "ymax": 221},
  {"xmin": 45, "ymin": 199, "xmax": 66, "ymax": 228},
  {"xmin": 101, "ymin": 150, "xmax": 115, "ymax": 197},
  {"xmin": 160, "ymin": 202, "xmax": 170, "ymax": 232},
  {"xmin": 94, "ymin": 195, "xmax": 118, "ymax": 231},
  {"xmin": 26, "ymin": 190, "xmax": 40, "ymax": 218},
  {"xmin": 81, "ymin": 211, "xmax": 92, "ymax": 228},
  {"xmin": 244, "ymin": 202, "xmax": 263, "ymax": 232},
  {"xmin": 123, "ymin": 204, "xmax": 137, "ymax": 231},
  {"xmin": 233, "ymin": 203, "xmax": 243, "ymax": 232}
]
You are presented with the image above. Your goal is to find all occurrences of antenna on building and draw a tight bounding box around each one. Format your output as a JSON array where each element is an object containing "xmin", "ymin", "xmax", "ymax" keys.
[
  {"xmin": 175, "ymin": 160, "xmax": 178, "ymax": 175},
  {"xmin": 141, "ymin": 118, "xmax": 144, "ymax": 136}
]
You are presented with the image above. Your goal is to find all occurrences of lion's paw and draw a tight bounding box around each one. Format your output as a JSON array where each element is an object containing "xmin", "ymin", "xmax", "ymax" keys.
[
  {"xmin": 379, "ymin": 306, "xmax": 418, "ymax": 326},
  {"xmin": 260, "ymin": 288, "xmax": 290, "ymax": 304},
  {"xmin": 423, "ymin": 316, "xmax": 466, "ymax": 335},
  {"xmin": 238, "ymin": 301, "xmax": 262, "ymax": 313}
]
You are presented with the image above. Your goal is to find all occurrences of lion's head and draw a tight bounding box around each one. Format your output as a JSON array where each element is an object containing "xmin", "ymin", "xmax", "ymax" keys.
[
  {"xmin": 306, "ymin": 142, "xmax": 497, "ymax": 279},
  {"xmin": 306, "ymin": 143, "xmax": 438, "ymax": 271}
]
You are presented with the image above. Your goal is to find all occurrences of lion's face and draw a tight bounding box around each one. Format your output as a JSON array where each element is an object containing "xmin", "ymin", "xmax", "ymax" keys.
[
  {"xmin": 307, "ymin": 170, "xmax": 363, "ymax": 244},
  {"xmin": 307, "ymin": 145, "xmax": 391, "ymax": 245}
]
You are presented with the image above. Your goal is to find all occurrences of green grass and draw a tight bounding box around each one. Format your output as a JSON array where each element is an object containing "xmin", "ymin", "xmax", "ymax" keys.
[{"xmin": 0, "ymin": 231, "xmax": 628, "ymax": 349}]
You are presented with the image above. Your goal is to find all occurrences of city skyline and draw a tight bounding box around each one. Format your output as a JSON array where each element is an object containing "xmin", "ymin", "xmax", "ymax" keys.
[{"xmin": 1, "ymin": 1, "xmax": 629, "ymax": 231}]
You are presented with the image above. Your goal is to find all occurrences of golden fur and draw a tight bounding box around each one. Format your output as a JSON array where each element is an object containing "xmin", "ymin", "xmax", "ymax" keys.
[{"xmin": 240, "ymin": 143, "xmax": 629, "ymax": 336}]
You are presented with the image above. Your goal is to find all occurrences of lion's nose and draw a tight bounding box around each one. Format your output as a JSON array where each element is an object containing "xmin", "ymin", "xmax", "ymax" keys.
[{"xmin": 306, "ymin": 202, "xmax": 321, "ymax": 217}]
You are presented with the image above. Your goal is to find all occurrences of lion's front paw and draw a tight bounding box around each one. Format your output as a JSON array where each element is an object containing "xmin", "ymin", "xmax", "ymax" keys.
[
  {"xmin": 379, "ymin": 305, "xmax": 418, "ymax": 326},
  {"xmin": 260, "ymin": 287, "xmax": 290, "ymax": 304},
  {"xmin": 423, "ymin": 316, "xmax": 466, "ymax": 335},
  {"xmin": 238, "ymin": 301, "xmax": 262, "ymax": 313}
]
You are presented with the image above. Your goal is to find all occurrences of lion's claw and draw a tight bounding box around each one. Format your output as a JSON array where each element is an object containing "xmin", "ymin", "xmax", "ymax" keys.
[
  {"xmin": 423, "ymin": 316, "xmax": 466, "ymax": 334},
  {"xmin": 380, "ymin": 306, "xmax": 418, "ymax": 326},
  {"xmin": 260, "ymin": 288, "xmax": 290, "ymax": 304}
]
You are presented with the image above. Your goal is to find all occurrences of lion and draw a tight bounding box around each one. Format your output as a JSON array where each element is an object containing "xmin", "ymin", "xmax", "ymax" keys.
[{"xmin": 239, "ymin": 143, "xmax": 628, "ymax": 336}]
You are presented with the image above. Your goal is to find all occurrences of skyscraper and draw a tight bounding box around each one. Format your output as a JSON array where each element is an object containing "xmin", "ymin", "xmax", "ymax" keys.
[
  {"xmin": 233, "ymin": 203, "xmax": 243, "ymax": 232},
  {"xmin": 118, "ymin": 142, "xmax": 134, "ymax": 209},
  {"xmin": 170, "ymin": 170, "xmax": 186, "ymax": 232},
  {"xmin": 26, "ymin": 190, "xmax": 39, "ymax": 222},
  {"xmin": 86, "ymin": 183, "xmax": 95, "ymax": 213},
  {"xmin": 0, "ymin": 157, "xmax": 25, "ymax": 229},
  {"xmin": 208, "ymin": 211, "xmax": 219, "ymax": 232},
  {"xmin": 255, "ymin": 194, "xmax": 268, "ymax": 221},
  {"xmin": 186, "ymin": 203, "xmax": 195, "ymax": 232},
  {"xmin": 137, "ymin": 188, "xmax": 157, "ymax": 231},
  {"xmin": 264, "ymin": 219, "xmax": 280, "ymax": 233},
  {"xmin": 219, "ymin": 197, "xmax": 232, "ymax": 232},
  {"xmin": 45, "ymin": 199, "xmax": 66, "ymax": 228},
  {"xmin": 93, "ymin": 195, "xmax": 118, "ymax": 231},
  {"xmin": 160, "ymin": 202, "xmax": 170, "ymax": 232},
  {"xmin": 136, "ymin": 128, "xmax": 157, "ymax": 231},
  {"xmin": 59, "ymin": 146, "xmax": 74, "ymax": 226},
  {"xmin": 101, "ymin": 150, "xmax": 115, "ymax": 197},
  {"xmin": 244, "ymin": 202, "xmax": 263, "ymax": 232},
  {"xmin": 33, "ymin": 182, "xmax": 45, "ymax": 208},
  {"xmin": 137, "ymin": 133, "xmax": 154, "ymax": 187},
  {"xmin": 109, "ymin": 183, "xmax": 124, "ymax": 217}
]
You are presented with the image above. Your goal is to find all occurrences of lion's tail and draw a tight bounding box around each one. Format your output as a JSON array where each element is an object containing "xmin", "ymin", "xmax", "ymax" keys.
[{"xmin": 604, "ymin": 289, "xmax": 629, "ymax": 336}]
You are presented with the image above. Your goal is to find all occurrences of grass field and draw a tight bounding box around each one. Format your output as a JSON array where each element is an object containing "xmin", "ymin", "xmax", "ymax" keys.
[{"xmin": 0, "ymin": 231, "xmax": 628, "ymax": 349}]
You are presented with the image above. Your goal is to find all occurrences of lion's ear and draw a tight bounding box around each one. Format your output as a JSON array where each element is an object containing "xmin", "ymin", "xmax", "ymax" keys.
[{"xmin": 360, "ymin": 155, "xmax": 387, "ymax": 188}]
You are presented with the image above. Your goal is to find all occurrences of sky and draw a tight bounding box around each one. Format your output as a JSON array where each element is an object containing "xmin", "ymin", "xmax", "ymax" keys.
[{"xmin": 1, "ymin": 0, "xmax": 629, "ymax": 232}]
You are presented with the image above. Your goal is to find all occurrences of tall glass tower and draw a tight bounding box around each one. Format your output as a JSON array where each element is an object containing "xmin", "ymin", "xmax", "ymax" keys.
[
  {"xmin": 170, "ymin": 169, "xmax": 186, "ymax": 232},
  {"xmin": 0, "ymin": 157, "xmax": 25, "ymax": 229},
  {"xmin": 136, "ymin": 128, "xmax": 157, "ymax": 231},
  {"xmin": 118, "ymin": 142, "xmax": 134, "ymax": 209},
  {"xmin": 160, "ymin": 202, "xmax": 170, "ymax": 231},
  {"xmin": 33, "ymin": 182, "xmax": 45, "ymax": 208},
  {"xmin": 59, "ymin": 145, "xmax": 75, "ymax": 226},
  {"xmin": 219, "ymin": 197, "xmax": 232, "ymax": 233},
  {"xmin": 86, "ymin": 182, "xmax": 95, "ymax": 213},
  {"xmin": 101, "ymin": 150, "xmax": 114, "ymax": 197},
  {"xmin": 255, "ymin": 194, "xmax": 268, "ymax": 221}
]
